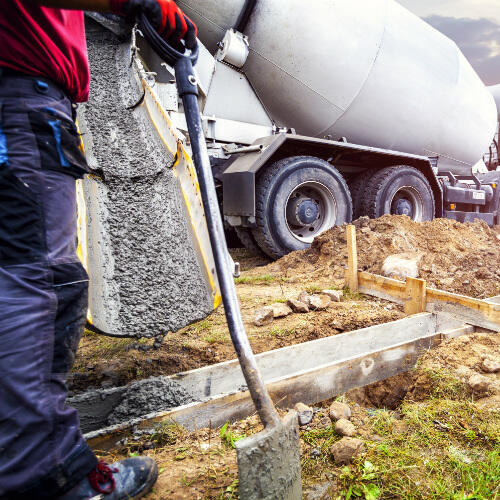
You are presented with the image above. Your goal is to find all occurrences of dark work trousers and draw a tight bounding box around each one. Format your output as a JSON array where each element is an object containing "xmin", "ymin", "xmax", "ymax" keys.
[{"xmin": 0, "ymin": 72, "xmax": 97, "ymax": 499}]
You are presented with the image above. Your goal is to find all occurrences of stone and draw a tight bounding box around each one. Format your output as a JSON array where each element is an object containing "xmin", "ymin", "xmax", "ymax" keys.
[
  {"xmin": 298, "ymin": 292, "xmax": 312, "ymax": 307},
  {"xmin": 309, "ymin": 294, "xmax": 332, "ymax": 310},
  {"xmin": 382, "ymin": 254, "xmax": 420, "ymax": 280},
  {"xmin": 467, "ymin": 373, "xmax": 492, "ymax": 394},
  {"xmin": 322, "ymin": 289, "xmax": 343, "ymax": 302},
  {"xmin": 329, "ymin": 401, "xmax": 352, "ymax": 421},
  {"xmin": 319, "ymin": 416, "xmax": 332, "ymax": 429},
  {"xmin": 329, "ymin": 437, "xmax": 365, "ymax": 465},
  {"xmin": 481, "ymin": 358, "xmax": 500, "ymax": 373},
  {"xmin": 253, "ymin": 307, "xmax": 274, "ymax": 327},
  {"xmin": 335, "ymin": 418, "xmax": 356, "ymax": 437},
  {"xmin": 294, "ymin": 402, "xmax": 314, "ymax": 426},
  {"xmin": 269, "ymin": 302, "xmax": 293, "ymax": 318},
  {"xmin": 287, "ymin": 299, "xmax": 309, "ymax": 313}
]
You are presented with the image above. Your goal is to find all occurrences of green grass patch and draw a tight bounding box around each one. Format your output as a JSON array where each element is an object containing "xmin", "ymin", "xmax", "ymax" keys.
[
  {"xmin": 337, "ymin": 399, "xmax": 500, "ymax": 499},
  {"xmin": 234, "ymin": 274, "xmax": 276, "ymax": 285},
  {"xmin": 219, "ymin": 422, "xmax": 246, "ymax": 449}
]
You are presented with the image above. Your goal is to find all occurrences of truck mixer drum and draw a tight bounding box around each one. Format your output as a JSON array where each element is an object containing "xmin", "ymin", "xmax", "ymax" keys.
[{"xmin": 252, "ymin": 156, "xmax": 352, "ymax": 259}]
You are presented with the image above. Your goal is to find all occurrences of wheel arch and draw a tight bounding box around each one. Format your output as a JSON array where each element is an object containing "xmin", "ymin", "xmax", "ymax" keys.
[{"xmin": 221, "ymin": 134, "xmax": 443, "ymax": 221}]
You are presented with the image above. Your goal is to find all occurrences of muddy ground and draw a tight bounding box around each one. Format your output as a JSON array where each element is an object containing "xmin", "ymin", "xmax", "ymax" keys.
[
  {"xmin": 75, "ymin": 216, "xmax": 500, "ymax": 497},
  {"xmin": 72, "ymin": 216, "xmax": 499, "ymax": 394},
  {"xmin": 95, "ymin": 331, "xmax": 499, "ymax": 499}
]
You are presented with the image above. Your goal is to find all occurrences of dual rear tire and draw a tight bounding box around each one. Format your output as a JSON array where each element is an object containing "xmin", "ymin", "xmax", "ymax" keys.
[{"xmin": 235, "ymin": 158, "xmax": 435, "ymax": 259}]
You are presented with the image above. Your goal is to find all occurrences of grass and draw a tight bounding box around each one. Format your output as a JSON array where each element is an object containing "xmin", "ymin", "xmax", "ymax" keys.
[
  {"xmin": 268, "ymin": 327, "xmax": 297, "ymax": 337},
  {"xmin": 342, "ymin": 286, "xmax": 367, "ymax": 301},
  {"xmin": 219, "ymin": 422, "xmax": 246, "ymax": 449},
  {"xmin": 334, "ymin": 399, "xmax": 500, "ymax": 499},
  {"xmin": 234, "ymin": 274, "xmax": 276, "ymax": 285},
  {"xmin": 203, "ymin": 330, "xmax": 228, "ymax": 344}
]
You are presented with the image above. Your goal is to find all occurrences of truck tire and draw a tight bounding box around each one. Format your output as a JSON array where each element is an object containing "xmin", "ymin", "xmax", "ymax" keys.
[
  {"xmin": 252, "ymin": 156, "xmax": 352, "ymax": 259},
  {"xmin": 361, "ymin": 166, "xmax": 435, "ymax": 221},
  {"xmin": 234, "ymin": 227, "xmax": 265, "ymax": 255},
  {"xmin": 348, "ymin": 169, "xmax": 373, "ymax": 220}
]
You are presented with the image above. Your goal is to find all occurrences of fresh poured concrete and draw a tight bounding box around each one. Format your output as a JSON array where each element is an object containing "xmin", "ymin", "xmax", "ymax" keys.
[{"xmin": 78, "ymin": 18, "xmax": 214, "ymax": 337}]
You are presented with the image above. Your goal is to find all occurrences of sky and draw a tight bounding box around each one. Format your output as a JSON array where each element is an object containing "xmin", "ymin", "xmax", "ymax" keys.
[{"xmin": 397, "ymin": 1, "xmax": 500, "ymax": 86}]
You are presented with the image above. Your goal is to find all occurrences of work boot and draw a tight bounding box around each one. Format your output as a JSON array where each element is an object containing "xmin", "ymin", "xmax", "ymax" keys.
[{"xmin": 59, "ymin": 457, "xmax": 158, "ymax": 499}]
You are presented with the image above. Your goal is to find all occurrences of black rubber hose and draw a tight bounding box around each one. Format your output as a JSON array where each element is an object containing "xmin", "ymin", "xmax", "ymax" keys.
[
  {"xmin": 137, "ymin": 13, "xmax": 198, "ymax": 66},
  {"xmin": 236, "ymin": 0, "xmax": 257, "ymax": 33}
]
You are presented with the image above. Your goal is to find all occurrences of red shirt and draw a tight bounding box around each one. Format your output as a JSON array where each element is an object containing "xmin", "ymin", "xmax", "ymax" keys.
[{"xmin": 0, "ymin": 2, "xmax": 89, "ymax": 102}]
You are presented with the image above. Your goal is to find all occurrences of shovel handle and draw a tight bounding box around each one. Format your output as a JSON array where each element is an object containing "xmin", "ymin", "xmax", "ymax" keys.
[
  {"xmin": 138, "ymin": 15, "xmax": 280, "ymax": 428},
  {"xmin": 175, "ymin": 58, "xmax": 280, "ymax": 429}
]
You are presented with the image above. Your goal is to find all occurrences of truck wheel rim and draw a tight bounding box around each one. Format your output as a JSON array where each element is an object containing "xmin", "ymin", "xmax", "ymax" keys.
[
  {"xmin": 285, "ymin": 181, "xmax": 338, "ymax": 243},
  {"xmin": 390, "ymin": 186, "xmax": 423, "ymax": 220}
]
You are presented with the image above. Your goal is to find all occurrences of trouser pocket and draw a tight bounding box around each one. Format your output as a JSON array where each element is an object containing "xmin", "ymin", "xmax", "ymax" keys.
[
  {"xmin": 29, "ymin": 107, "xmax": 89, "ymax": 179},
  {"xmin": 0, "ymin": 167, "xmax": 45, "ymax": 265}
]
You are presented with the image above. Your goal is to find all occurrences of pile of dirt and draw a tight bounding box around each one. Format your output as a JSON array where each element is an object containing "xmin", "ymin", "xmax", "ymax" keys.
[
  {"xmin": 407, "ymin": 332, "xmax": 500, "ymax": 407},
  {"xmin": 348, "ymin": 332, "xmax": 500, "ymax": 410},
  {"xmin": 271, "ymin": 215, "xmax": 500, "ymax": 298}
]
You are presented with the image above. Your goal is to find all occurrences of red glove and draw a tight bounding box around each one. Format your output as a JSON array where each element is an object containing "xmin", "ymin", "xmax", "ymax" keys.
[{"xmin": 111, "ymin": 0, "xmax": 197, "ymax": 50}]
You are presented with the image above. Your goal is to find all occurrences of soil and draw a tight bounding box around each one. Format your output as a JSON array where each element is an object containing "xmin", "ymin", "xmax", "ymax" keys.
[
  {"xmin": 75, "ymin": 216, "xmax": 500, "ymax": 497},
  {"xmin": 268, "ymin": 215, "xmax": 500, "ymax": 299},
  {"xmin": 71, "ymin": 249, "xmax": 404, "ymax": 394},
  {"xmin": 72, "ymin": 216, "xmax": 500, "ymax": 394},
  {"xmin": 95, "ymin": 332, "xmax": 500, "ymax": 499}
]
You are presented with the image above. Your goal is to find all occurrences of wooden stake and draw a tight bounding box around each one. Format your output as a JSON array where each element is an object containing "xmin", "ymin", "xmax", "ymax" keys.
[
  {"xmin": 346, "ymin": 224, "xmax": 358, "ymax": 292},
  {"xmin": 404, "ymin": 277, "xmax": 427, "ymax": 315}
]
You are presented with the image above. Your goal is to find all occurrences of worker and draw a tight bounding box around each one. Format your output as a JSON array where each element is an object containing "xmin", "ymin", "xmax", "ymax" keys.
[{"xmin": 0, "ymin": 1, "xmax": 196, "ymax": 498}]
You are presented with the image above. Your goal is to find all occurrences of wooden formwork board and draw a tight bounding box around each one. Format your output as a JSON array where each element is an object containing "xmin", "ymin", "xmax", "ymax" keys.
[
  {"xmin": 86, "ymin": 316, "xmax": 472, "ymax": 451},
  {"xmin": 344, "ymin": 225, "xmax": 500, "ymax": 332}
]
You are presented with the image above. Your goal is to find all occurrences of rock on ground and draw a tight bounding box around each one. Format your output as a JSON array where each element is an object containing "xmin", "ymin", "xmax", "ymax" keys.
[
  {"xmin": 269, "ymin": 302, "xmax": 293, "ymax": 318},
  {"xmin": 335, "ymin": 418, "xmax": 356, "ymax": 437},
  {"xmin": 329, "ymin": 401, "xmax": 352, "ymax": 421},
  {"xmin": 481, "ymin": 358, "xmax": 500, "ymax": 373},
  {"xmin": 467, "ymin": 373, "xmax": 493, "ymax": 395},
  {"xmin": 254, "ymin": 307, "xmax": 274, "ymax": 327},
  {"xmin": 308, "ymin": 294, "xmax": 331, "ymax": 310},
  {"xmin": 321, "ymin": 290, "xmax": 343, "ymax": 302},
  {"xmin": 295, "ymin": 402, "xmax": 314, "ymax": 426},
  {"xmin": 329, "ymin": 437, "xmax": 365, "ymax": 464},
  {"xmin": 287, "ymin": 299, "xmax": 309, "ymax": 313},
  {"xmin": 382, "ymin": 253, "xmax": 421, "ymax": 280}
]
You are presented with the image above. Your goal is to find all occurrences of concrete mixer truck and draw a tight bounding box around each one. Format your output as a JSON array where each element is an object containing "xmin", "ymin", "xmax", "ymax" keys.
[
  {"xmin": 94, "ymin": 0, "xmax": 500, "ymax": 259},
  {"xmin": 486, "ymin": 85, "xmax": 500, "ymax": 170}
]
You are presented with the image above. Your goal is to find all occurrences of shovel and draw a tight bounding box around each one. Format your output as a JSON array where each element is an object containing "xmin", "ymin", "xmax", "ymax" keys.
[{"xmin": 138, "ymin": 16, "xmax": 301, "ymax": 500}]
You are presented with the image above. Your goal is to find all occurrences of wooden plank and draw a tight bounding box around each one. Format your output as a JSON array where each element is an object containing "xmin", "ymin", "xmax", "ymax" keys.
[
  {"xmin": 86, "ymin": 330, "xmax": 444, "ymax": 451},
  {"xmin": 358, "ymin": 271, "xmax": 500, "ymax": 331},
  {"xmin": 404, "ymin": 277, "xmax": 427, "ymax": 315},
  {"xmin": 346, "ymin": 225, "xmax": 358, "ymax": 292},
  {"xmin": 426, "ymin": 288, "xmax": 500, "ymax": 331},
  {"xmin": 73, "ymin": 314, "xmax": 439, "ymax": 433},
  {"xmin": 358, "ymin": 271, "xmax": 406, "ymax": 303},
  {"xmin": 485, "ymin": 295, "xmax": 500, "ymax": 305}
]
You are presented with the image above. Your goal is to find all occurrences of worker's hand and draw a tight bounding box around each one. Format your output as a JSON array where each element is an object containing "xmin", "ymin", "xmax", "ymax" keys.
[{"xmin": 111, "ymin": 0, "xmax": 197, "ymax": 50}]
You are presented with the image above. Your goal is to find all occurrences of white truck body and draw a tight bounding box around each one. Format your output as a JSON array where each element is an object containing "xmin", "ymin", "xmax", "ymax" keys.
[{"xmin": 178, "ymin": 0, "xmax": 497, "ymax": 175}]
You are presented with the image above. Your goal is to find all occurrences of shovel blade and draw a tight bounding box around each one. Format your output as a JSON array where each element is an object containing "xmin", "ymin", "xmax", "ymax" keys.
[{"xmin": 235, "ymin": 411, "xmax": 302, "ymax": 500}]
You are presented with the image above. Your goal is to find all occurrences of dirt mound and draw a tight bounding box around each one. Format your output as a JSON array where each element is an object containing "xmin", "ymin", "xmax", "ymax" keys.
[
  {"xmin": 407, "ymin": 332, "xmax": 500, "ymax": 407},
  {"xmin": 273, "ymin": 215, "xmax": 500, "ymax": 298}
]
